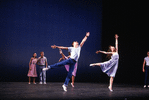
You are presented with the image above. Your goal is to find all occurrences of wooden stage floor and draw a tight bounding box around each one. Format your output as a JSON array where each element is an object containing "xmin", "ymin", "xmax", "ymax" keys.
[{"xmin": 0, "ymin": 82, "xmax": 149, "ymax": 100}]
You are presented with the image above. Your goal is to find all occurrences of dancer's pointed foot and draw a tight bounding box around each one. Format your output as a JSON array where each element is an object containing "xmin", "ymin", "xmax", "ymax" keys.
[
  {"xmin": 62, "ymin": 85, "xmax": 67, "ymax": 92},
  {"xmin": 90, "ymin": 64, "xmax": 95, "ymax": 67},
  {"xmin": 43, "ymin": 68, "xmax": 49, "ymax": 71},
  {"xmin": 43, "ymin": 66, "xmax": 50, "ymax": 71},
  {"xmin": 108, "ymin": 86, "xmax": 113, "ymax": 92},
  {"xmin": 71, "ymin": 83, "xmax": 74, "ymax": 88}
]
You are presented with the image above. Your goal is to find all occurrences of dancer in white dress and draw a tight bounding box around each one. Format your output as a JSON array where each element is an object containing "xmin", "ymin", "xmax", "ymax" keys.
[{"xmin": 90, "ymin": 34, "xmax": 119, "ymax": 92}]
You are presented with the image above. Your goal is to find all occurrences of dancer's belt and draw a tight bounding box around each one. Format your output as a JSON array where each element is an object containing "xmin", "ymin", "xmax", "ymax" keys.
[{"xmin": 72, "ymin": 59, "xmax": 76, "ymax": 63}]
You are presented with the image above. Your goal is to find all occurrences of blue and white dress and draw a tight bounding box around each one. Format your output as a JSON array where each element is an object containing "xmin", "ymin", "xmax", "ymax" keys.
[{"xmin": 100, "ymin": 52, "xmax": 119, "ymax": 77}]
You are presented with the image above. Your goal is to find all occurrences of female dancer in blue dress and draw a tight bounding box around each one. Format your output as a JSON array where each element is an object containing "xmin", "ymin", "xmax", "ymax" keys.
[{"xmin": 90, "ymin": 34, "xmax": 119, "ymax": 92}]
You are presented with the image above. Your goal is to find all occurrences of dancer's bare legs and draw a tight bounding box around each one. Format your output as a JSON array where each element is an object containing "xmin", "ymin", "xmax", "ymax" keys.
[
  {"xmin": 90, "ymin": 63, "xmax": 101, "ymax": 66},
  {"xmin": 33, "ymin": 77, "xmax": 36, "ymax": 84},
  {"xmin": 109, "ymin": 77, "xmax": 114, "ymax": 92},
  {"xmin": 29, "ymin": 77, "xmax": 31, "ymax": 84},
  {"xmin": 72, "ymin": 75, "xmax": 75, "ymax": 85},
  {"xmin": 90, "ymin": 63, "xmax": 114, "ymax": 92}
]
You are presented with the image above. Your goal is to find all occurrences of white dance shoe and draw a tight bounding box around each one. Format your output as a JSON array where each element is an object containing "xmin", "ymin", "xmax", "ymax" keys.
[
  {"xmin": 143, "ymin": 85, "xmax": 149, "ymax": 88},
  {"xmin": 90, "ymin": 64, "xmax": 94, "ymax": 66},
  {"xmin": 62, "ymin": 85, "xmax": 67, "ymax": 92},
  {"xmin": 71, "ymin": 83, "xmax": 74, "ymax": 87},
  {"xmin": 43, "ymin": 66, "xmax": 50, "ymax": 71},
  {"xmin": 39, "ymin": 82, "xmax": 42, "ymax": 84}
]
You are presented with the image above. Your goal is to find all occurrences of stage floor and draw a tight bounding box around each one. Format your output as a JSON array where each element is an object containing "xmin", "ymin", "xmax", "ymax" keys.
[{"xmin": 0, "ymin": 82, "xmax": 149, "ymax": 100}]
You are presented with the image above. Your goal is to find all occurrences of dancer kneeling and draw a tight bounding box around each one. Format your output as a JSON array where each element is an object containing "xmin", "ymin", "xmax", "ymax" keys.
[
  {"xmin": 43, "ymin": 32, "xmax": 90, "ymax": 91},
  {"xmin": 90, "ymin": 34, "xmax": 119, "ymax": 92}
]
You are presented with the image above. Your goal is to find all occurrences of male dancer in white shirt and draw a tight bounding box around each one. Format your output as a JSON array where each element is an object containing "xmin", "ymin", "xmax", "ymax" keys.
[
  {"xmin": 143, "ymin": 51, "xmax": 149, "ymax": 88},
  {"xmin": 43, "ymin": 32, "xmax": 90, "ymax": 91},
  {"xmin": 37, "ymin": 51, "xmax": 48, "ymax": 84}
]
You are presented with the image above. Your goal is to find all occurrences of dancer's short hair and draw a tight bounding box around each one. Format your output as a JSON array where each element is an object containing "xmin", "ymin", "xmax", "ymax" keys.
[
  {"xmin": 40, "ymin": 51, "xmax": 44, "ymax": 54},
  {"xmin": 72, "ymin": 41, "xmax": 76, "ymax": 46},
  {"xmin": 72, "ymin": 41, "xmax": 78, "ymax": 47}
]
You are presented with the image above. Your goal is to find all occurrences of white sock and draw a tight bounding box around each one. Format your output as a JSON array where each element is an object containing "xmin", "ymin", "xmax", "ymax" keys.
[
  {"xmin": 48, "ymin": 65, "xmax": 50, "ymax": 69},
  {"xmin": 90, "ymin": 64, "xmax": 94, "ymax": 66}
]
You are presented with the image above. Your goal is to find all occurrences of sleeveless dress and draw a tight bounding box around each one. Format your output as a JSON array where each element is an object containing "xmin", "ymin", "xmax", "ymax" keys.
[
  {"xmin": 27, "ymin": 58, "xmax": 37, "ymax": 77},
  {"xmin": 100, "ymin": 52, "xmax": 119, "ymax": 77},
  {"xmin": 64, "ymin": 57, "xmax": 78, "ymax": 76}
]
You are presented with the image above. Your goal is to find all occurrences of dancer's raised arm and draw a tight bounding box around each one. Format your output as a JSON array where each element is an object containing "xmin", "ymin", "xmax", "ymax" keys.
[
  {"xmin": 80, "ymin": 32, "xmax": 90, "ymax": 47},
  {"xmin": 59, "ymin": 49, "xmax": 65, "ymax": 59},
  {"xmin": 115, "ymin": 34, "xmax": 119, "ymax": 53},
  {"xmin": 51, "ymin": 45, "xmax": 68, "ymax": 50},
  {"xmin": 58, "ymin": 49, "xmax": 66, "ymax": 62}
]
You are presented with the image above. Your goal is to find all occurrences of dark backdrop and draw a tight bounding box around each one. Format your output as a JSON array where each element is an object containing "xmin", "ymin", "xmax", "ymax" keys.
[
  {"xmin": 0, "ymin": 0, "xmax": 102, "ymax": 82},
  {"xmin": 102, "ymin": 0, "xmax": 148, "ymax": 84},
  {"xmin": 0, "ymin": 0, "xmax": 148, "ymax": 85}
]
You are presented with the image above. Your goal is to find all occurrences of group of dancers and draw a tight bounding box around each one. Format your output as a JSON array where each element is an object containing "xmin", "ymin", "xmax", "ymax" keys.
[
  {"xmin": 28, "ymin": 32, "xmax": 120, "ymax": 92},
  {"xmin": 27, "ymin": 51, "xmax": 48, "ymax": 84}
]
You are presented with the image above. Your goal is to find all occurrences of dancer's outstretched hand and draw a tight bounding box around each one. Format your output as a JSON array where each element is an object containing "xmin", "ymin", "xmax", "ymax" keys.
[
  {"xmin": 86, "ymin": 32, "xmax": 90, "ymax": 37},
  {"xmin": 96, "ymin": 50, "xmax": 101, "ymax": 54},
  {"xmin": 96, "ymin": 51, "xmax": 99, "ymax": 54},
  {"xmin": 51, "ymin": 45, "xmax": 57, "ymax": 49},
  {"xmin": 59, "ymin": 49, "xmax": 62, "ymax": 54}
]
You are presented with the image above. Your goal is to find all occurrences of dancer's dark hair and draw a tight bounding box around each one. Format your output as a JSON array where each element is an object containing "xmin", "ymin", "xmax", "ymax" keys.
[
  {"xmin": 32, "ymin": 53, "xmax": 37, "ymax": 58},
  {"xmin": 72, "ymin": 41, "xmax": 75, "ymax": 47}
]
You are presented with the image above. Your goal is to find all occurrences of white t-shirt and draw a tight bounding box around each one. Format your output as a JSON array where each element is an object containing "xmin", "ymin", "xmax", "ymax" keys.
[
  {"xmin": 144, "ymin": 56, "xmax": 149, "ymax": 66},
  {"xmin": 68, "ymin": 46, "xmax": 81, "ymax": 61},
  {"xmin": 38, "ymin": 56, "xmax": 47, "ymax": 65}
]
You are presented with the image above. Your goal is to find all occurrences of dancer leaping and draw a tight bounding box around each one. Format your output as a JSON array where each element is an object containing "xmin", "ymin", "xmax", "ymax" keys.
[
  {"xmin": 43, "ymin": 32, "xmax": 90, "ymax": 91},
  {"xmin": 90, "ymin": 34, "xmax": 119, "ymax": 92},
  {"xmin": 58, "ymin": 49, "xmax": 78, "ymax": 88}
]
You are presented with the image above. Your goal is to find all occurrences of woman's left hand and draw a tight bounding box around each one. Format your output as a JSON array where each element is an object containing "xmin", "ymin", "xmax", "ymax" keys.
[{"xmin": 115, "ymin": 34, "xmax": 119, "ymax": 39}]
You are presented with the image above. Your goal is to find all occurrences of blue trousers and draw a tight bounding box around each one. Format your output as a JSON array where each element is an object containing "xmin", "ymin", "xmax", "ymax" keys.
[
  {"xmin": 39, "ymin": 65, "xmax": 46, "ymax": 82},
  {"xmin": 49, "ymin": 58, "xmax": 76, "ymax": 86},
  {"xmin": 144, "ymin": 66, "xmax": 149, "ymax": 85}
]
